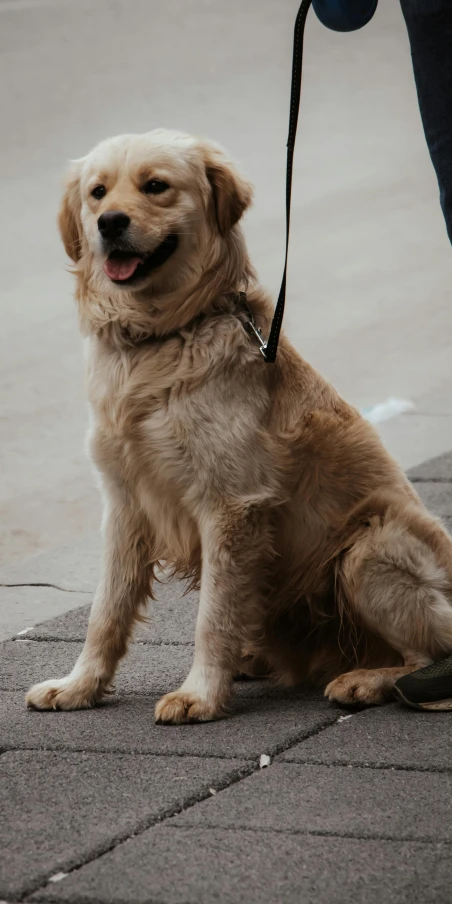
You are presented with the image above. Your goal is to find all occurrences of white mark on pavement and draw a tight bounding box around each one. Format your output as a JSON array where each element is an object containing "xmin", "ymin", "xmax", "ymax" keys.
[
  {"xmin": 337, "ymin": 714, "xmax": 353, "ymax": 723},
  {"xmin": 17, "ymin": 626, "xmax": 34, "ymax": 635},
  {"xmin": 361, "ymin": 397, "xmax": 414, "ymax": 425},
  {"xmin": 49, "ymin": 872, "xmax": 67, "ymax": 883},
  {"xmin": 209, "ymin": 788, "xmax": 217, "ymax": 795},
  {"xmin": 259, "ymin": 754, "xmax": 271, "ymax": 768}
]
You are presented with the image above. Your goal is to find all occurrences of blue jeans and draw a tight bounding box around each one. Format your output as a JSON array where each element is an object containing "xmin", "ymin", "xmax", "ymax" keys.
[{"xmin": 400, "ymin": 0, "xmax": 452, "ymax": 242}]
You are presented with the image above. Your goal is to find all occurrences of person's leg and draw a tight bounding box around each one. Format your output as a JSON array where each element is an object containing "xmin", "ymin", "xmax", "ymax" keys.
[
  {"xmin": 394, "ymin": 2, "xmax": 452, "ymax": 710},
  {"xmin": 399, "ymin": 0, "xmax": 452, "ymax": 242}
]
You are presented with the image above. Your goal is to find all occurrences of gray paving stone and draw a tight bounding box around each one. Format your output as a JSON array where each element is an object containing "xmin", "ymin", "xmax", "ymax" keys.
[
  {"xmin": 0, "ymin": 750, "xmax": 249, "ymax": 900},
  {"xmin": 1, "ymin": 640, "xmax": 308, "ymax": 701},
  {"xmin": 23, "ymin": 582, "xmax": 198, "ymax": 645},
  {"xmin": 21, "ymin": 603, "xmax": 92, "ymax": 641},
  {"xmin": 0, "ymin": 691, "xmax": 334, "ymax": 759},
  {"xmin": 0, "ymin": 640, "xmax": 83, "ymax": 691},
  {"xmin": 280, "ymin": 703, "xmax": 452, "ymax": 771},
  {"xmin": 0, "ymin": 640, "xmax": 193, "ymax": 696},
  {"xmin": 412, "ymin": 481, "xmax": 452, "ymax": 518},
  {"xmin": 28, "ymin": 827, "xmax": 450, "ymax": 904},
  {"xmin": 0, "ymin": 534, "xmax": 102, "ymax": 590},
  {"xmin": 173, "ymin": 762, "xmax": 452, "ymax": 841},
  {"xmin": 408, "ymin": 451, "xmax": 452, "ymax": 482},
  {"xmin": 0, "ymin": 586, "xmax": 92, "ymax": 642},
  {"xmin": 19, "ymin": 603, "xmax": 94, "ymax": 641}
]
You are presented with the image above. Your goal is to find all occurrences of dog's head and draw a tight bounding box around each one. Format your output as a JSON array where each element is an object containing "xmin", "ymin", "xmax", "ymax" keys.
[{"xmin": 59, "ymin": 130, "xmax": 253, "ymax": 303}]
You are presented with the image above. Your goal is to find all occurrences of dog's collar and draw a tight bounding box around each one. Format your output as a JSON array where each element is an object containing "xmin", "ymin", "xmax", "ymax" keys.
[{"xmin": 119, "ymin": 291, "xmax": 259, "ymax": 348}]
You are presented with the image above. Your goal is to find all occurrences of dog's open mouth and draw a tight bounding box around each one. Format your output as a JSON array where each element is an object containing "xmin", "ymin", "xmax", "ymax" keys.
[{"xmin": 103, "ymin": 234, "xmax": 178, "ymax": 284}]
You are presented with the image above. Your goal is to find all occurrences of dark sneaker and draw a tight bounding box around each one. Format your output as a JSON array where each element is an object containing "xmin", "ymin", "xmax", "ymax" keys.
[{"xmin": 394, "ymin": 656, "xmax": 452, "ymax": 711}]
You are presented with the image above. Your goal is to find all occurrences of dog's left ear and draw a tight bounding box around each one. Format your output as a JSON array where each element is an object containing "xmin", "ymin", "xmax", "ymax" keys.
[
  {"xmin": 202, "ymin": 142, "xmax": 253, "ymax": 236},
  {"xmin": 58, "ymin": 162, "xmax": 83, "ymax": 262}
]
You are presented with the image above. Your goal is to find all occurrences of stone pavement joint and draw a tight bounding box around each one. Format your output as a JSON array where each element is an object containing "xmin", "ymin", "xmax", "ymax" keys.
[
  {"xmin": 25, "ymin": 831, "xmax": 452, "ymax": 904},
  {"xmin": 28, "ymin": 756, "xmax": 257, "ymax": 902},
  {"xmin": 1, "ymin": 714, "xmax": 341, "ymax": 901}
]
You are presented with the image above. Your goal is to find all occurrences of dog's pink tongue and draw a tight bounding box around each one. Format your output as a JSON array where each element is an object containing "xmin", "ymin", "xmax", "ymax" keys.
[{"xmin": 103, "ymin": 256, "xmax": 142, "ymax": 281}]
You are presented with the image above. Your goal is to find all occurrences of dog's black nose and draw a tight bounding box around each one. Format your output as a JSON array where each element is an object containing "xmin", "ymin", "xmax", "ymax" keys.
[{"xmin": 98, "ymin": 211, "xmax": 131, "ymax": 239}]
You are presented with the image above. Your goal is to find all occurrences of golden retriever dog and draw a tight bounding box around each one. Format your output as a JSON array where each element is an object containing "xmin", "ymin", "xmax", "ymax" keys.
[{"xmin": 26, "ymin": 129, "xmax": 452, "ymax": 722}]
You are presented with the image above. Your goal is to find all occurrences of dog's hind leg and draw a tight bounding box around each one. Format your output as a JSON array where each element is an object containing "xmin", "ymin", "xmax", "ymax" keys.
[{"xmin": 325, "ymin": 513, "xmax": 452, "ymax": 705}]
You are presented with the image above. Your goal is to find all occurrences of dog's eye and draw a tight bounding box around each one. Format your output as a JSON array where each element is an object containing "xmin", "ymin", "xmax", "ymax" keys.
[
  {"xmin": 142, "ymin": 179, "xmax": 170, "ymax": 195},
  {"xmin": 91, "ymin": 185, "xmax": 106, "ymax": 200}
]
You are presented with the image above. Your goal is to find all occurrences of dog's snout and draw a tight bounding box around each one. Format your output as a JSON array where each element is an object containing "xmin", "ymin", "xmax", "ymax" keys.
[{"xmin": 98, "ymin": 211, "xmax": 131, "ymax": 240}]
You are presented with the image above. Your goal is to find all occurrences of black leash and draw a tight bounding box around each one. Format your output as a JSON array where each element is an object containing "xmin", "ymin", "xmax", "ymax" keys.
[{"xmin": 249, "ymin": 0, "xmax": 312, "ymax": 363}]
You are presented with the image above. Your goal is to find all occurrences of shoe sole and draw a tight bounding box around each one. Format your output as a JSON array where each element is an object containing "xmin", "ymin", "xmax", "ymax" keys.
[{"xmin": 394, "ymin": 685, "xmax": 452, "ymax": 711}]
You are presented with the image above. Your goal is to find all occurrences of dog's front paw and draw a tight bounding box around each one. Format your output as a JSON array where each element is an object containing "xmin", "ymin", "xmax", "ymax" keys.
[
  {"xmin": 26, "ymin": 675, "xmax": 107, "ymax": 711},
  {"xmin": 325, "ymin": 669, "xmax": 391, "ymax": 706},
  {"xmin": 155, "ymin": 691, "xmax": 223, "ymax": 725}
]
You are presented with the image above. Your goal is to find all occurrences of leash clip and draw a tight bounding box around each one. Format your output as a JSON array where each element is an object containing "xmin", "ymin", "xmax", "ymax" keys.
[
  {"xmin": 247, "ymin": 320, "xmax": 268, "ymax": 358},
  {"xmin": 238, "ymin": 291, "xmax": 268, "ymax": 358}
]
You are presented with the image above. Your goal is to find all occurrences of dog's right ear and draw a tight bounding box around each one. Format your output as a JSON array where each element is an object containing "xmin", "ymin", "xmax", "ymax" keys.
[
  {"xmin": 201, "ymin": 141, "xmax": 253, "ymax": 237},
  {"xmin": 58, "ymin": 164, "xmax": 83, "ymax": 262}
]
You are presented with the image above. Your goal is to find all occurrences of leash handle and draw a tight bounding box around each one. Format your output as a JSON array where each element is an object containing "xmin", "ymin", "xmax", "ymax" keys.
[{"xmin": 262, "ymin": 0, "xmax": 312, "ymax": 363}]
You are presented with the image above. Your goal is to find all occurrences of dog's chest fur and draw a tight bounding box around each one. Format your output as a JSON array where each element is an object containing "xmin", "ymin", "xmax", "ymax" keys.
[{"xmin": 85, "ymin": 335, "xmax": 274, "ymax": 548}]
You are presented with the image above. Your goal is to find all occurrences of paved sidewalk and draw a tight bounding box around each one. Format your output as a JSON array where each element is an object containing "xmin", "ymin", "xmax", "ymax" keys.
[{"xmin": 2, "ymin": 452, "xmax": 452, "ymax": 903}]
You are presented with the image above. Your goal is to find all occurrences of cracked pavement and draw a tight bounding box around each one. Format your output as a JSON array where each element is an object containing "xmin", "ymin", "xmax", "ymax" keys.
[{"xmin": 1, "ymin": 452, "xmax": 452, "ymax": 903}]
